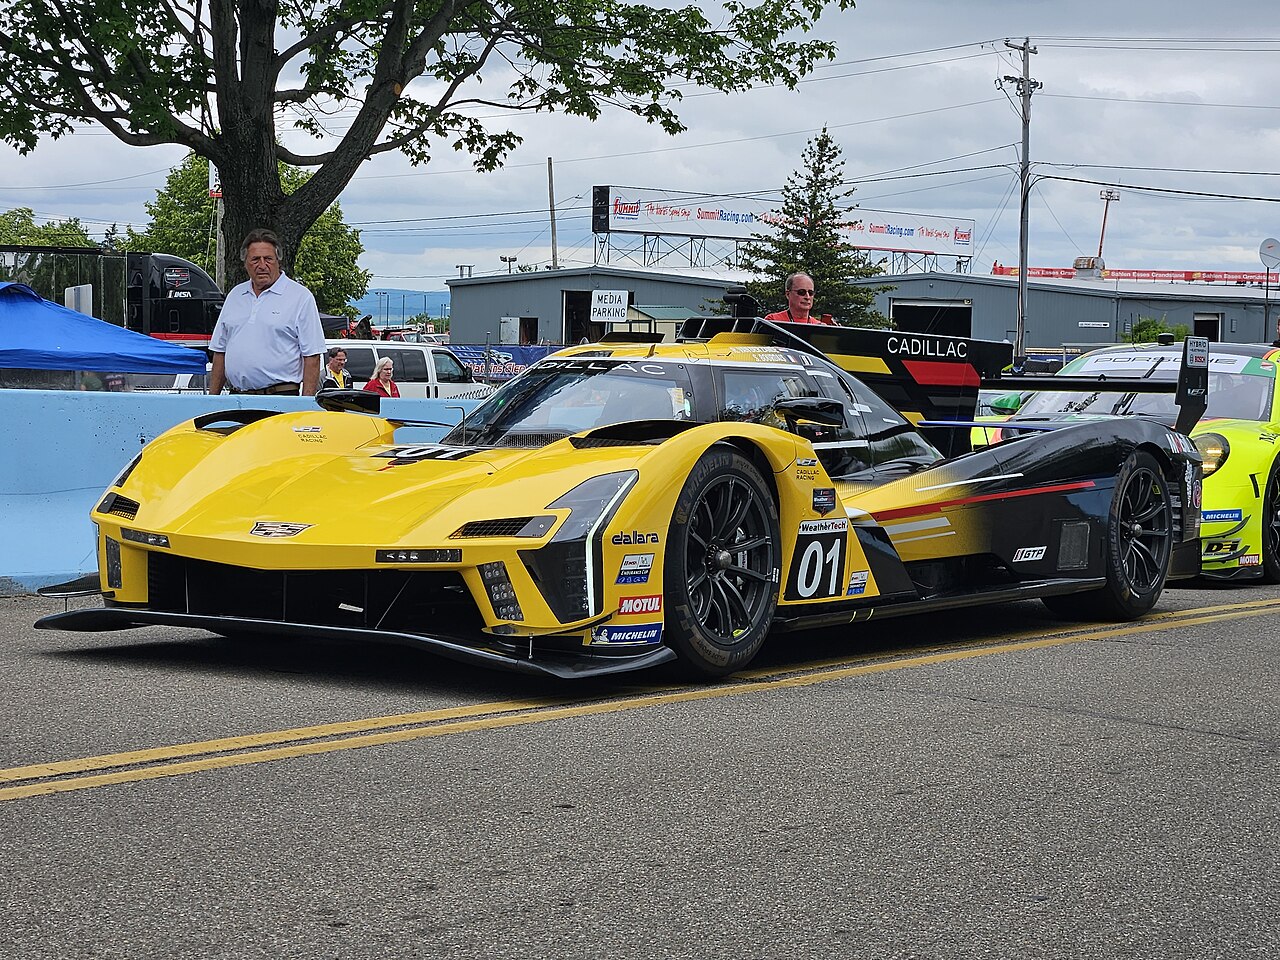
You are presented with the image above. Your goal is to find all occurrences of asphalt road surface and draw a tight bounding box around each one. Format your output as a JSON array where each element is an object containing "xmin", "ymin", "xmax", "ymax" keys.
[{"xmin": 2, "ymin": 582, "xmax": 1277, "ymax": 960}]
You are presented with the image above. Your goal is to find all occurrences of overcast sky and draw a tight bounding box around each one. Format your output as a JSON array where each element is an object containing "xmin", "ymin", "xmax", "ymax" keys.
[{"xmin": 3, "ymin": 0, "xmax": 1279, "ymax": 291}]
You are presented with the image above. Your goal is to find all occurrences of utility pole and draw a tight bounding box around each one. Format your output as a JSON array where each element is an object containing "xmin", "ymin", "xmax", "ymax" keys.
[
  {"xmin": 1097, "ymin": 190, "xmax": 1120, "ymax": 259},
  {"xmin": 215, "ymin": 199, "xmax": 225, "ymax": 291},
  {"xmin": 1001, "ymin": 38, "xmax": 1041, "ymax": 373},
  {"xmin": 547, "ymin": 157, "xmax": 559, "ymax": 270}
]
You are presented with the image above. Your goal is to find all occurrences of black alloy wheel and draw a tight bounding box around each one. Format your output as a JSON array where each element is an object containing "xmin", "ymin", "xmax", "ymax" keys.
[
  {"xmin": 1045, "ymin": 450, "xmax": 1173, "ymax": 621},
  {"xmin": 664, "ymin": 445, "xmax": 780, "ymax": 677},
  {"xmin": 1262, "ymin": 460, "xmax": 1280, "ymax": 583}
]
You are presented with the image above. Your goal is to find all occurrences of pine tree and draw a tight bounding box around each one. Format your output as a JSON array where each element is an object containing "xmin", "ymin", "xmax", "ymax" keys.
[{"xmin": 739, "ymin": 128, "xmax": 891, "ymax": 328}]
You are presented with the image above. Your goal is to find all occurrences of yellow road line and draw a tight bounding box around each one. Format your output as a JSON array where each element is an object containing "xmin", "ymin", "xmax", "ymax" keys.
[
  {"xmin": 3, "ymin": 600, "xmax": 1277, "ymax": 803},
  {"xmin": 0, "ymin": 697, "xmax": 578, "ymax": 783}
]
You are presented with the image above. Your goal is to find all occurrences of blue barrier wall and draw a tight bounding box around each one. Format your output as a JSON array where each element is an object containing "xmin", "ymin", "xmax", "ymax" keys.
[{"xmin": 0, "ymin": 390, "xmax": 470, "ymax": 596}]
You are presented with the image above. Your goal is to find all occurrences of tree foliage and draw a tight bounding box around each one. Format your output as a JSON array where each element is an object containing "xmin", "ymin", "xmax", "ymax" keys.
[
  {"xmin": 0, "ymin": 0, "xmax": 854, "ymax": 284},
  {"xmin": 125, "ymin": 154, "xmax": 371, "ymax": 316},
  {"xmin": 739, "ymin": 128, "xmax": 891, "ymax": 328},
  {"xmin": 0, "ymin": 207, "xmax": 94, "ymax": 246},
  {"xmin": 1130, "ymin": 315, "xmax": 1189, "ymax": 343}
]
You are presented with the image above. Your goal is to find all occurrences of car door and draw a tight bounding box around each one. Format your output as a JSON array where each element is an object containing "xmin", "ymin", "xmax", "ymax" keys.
[
  {"xmin": 431, "ymin": 348, "xmax": 486, "ymax": 398},
  {"xmin": 376, "ymin": 346, "xmax": 430, "ymax": 398}
]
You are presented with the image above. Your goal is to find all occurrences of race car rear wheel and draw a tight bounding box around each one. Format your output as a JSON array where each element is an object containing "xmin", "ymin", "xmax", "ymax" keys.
[
  {"xmin": 1044, "ymin": 450, "xmax": 1173, "ymax": 621},
  {"xmin": 664, "ymin": 445, "xmax": 780, "ymax": 678},
  {"xmin": 1261, "ymin": 459, "xmax": 1280, "ymax": 583}
]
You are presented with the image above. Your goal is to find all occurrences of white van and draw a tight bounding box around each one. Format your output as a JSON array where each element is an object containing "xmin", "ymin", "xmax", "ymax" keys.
[{"xmin": 326, "ymin": 340, "xmax": 494, "ymax": 400}]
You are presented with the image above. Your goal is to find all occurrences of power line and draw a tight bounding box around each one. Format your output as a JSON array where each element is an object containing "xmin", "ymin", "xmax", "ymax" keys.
[{"xmin": 1035, "ymin": 174, "xmax": 1280, "ymax": 203}]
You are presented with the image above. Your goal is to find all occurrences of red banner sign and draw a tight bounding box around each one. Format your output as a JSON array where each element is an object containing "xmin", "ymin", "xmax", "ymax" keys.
[{"xmin": 991, "ymin": 265, "xmax": 1271, "ymax": 283}]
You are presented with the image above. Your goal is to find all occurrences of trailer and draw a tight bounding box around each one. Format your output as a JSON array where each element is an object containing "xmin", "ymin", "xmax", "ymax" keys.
[{"xmin": 0, "ymin": 245, "xmax": 224, "ymax": 349}]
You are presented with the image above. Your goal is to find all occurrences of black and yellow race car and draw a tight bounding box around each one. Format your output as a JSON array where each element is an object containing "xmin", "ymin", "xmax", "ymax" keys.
[{"xmin": 37, "ymin": 317, "xmax": 1205, "ymax": 679}]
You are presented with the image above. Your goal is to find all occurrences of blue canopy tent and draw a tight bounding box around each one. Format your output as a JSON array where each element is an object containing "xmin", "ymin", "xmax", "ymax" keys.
[{"xmin": 0, "ymin": 281, "xmax": 206, "ymax": 373}]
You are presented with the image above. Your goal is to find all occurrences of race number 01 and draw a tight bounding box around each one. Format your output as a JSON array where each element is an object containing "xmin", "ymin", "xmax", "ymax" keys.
[{"xmin": 785, "ymin": 519, "xmax": 848, "ymax": 601}]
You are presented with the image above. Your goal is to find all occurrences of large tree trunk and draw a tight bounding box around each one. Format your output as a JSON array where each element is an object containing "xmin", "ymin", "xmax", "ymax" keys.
[{"xmin": 217, "ymin": 153, "xmax": 298, "ymax": 288}]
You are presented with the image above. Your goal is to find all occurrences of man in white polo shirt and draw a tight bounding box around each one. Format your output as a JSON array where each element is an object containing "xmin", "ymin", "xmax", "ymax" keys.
[{"xmin": 207, "ymin": 228, "xmax": 326, "ymax": 395}]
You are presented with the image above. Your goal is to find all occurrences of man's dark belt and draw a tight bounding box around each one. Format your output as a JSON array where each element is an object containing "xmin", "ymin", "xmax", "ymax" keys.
[{"xmin": 230, "ymin": 382, "xmax": 300, "ymax": 396}]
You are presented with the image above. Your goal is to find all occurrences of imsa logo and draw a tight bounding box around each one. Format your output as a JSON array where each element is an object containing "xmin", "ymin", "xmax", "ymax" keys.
[
  {"xmin": 619, "ymin": 595, "xmax": 662, "ymax": 615},
  {"xmin": 1012, "ymin": 545, "xmax": 1047, "ymax": 563}
]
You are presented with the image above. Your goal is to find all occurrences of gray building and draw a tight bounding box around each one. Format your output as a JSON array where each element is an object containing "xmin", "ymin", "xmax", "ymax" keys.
[
  {"xmin": 446, "ymin": 266, "xmax": 736, "ymax": 345},
  {"xmin": 851, "ymin": 271, "xmax": 1279, "ymax": 348}
]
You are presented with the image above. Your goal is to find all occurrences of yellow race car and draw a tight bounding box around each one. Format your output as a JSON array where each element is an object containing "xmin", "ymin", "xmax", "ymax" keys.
[{"xmin": 37, "ymin": 318, "xmax": 1205, "ymax": 679}]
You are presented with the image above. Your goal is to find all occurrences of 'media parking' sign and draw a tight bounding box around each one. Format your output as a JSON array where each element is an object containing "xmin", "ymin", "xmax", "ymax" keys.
[{"xmin": 590, "ymin": 289, "xmax": 629, "ymax": 323}]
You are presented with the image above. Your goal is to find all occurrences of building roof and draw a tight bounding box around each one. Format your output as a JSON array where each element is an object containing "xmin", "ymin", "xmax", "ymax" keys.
[{"xmin": 856, "ymin": 270, "xmax": 1274, "ymax": 303}]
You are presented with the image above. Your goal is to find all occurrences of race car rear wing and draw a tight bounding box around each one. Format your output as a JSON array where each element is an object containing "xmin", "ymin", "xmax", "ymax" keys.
[{"xmin": 982, "ymin": 335, "xmax": 1210, "ymax": 436}]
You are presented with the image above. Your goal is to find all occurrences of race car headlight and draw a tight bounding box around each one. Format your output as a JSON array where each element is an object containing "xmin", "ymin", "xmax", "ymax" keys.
[
  {"xmin": 1195, "ymin": 433, "xmax": 1230, "ymax": 476},
  {"xmin": 479, "ymin": 561, "xmax": 523, "ymax": 621},
  {"xmin": 520, "ymin": 471, "xmax": 638, "ymax": 623}
]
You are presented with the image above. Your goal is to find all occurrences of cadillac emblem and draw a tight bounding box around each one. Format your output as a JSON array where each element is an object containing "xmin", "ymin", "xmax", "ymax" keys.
[{"xmin": 250, "ymin": 521, "xmax": 312, "ymax": 538}]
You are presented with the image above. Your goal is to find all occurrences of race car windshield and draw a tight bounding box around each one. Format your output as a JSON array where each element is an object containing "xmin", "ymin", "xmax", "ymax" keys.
[
  {"xmin": 1016, "ymin": 370, "xmax": 1272, "ymax": 422},
  {"xmin": 445, "ymin": 358, "xmax": 696, "ymax": 447}
]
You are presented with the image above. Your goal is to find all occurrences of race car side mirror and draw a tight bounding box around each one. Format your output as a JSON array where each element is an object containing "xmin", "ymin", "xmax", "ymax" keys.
[
  {"xmin": 773, "ymin": 396, "xmax": 844, "ymax": 427},
  {"xmin": 990, "ymin": 392, "xmax": 1023, "ymax": 415},
  {"xmin": 723, "ymin": 284, "xmax": 762, "ymax": 318}
]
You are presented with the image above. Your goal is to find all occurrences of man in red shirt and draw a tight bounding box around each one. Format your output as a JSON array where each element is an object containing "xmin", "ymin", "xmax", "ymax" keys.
[{"xmin": 763, "ymin": 272, "xmax": 834, "ymax": 325}]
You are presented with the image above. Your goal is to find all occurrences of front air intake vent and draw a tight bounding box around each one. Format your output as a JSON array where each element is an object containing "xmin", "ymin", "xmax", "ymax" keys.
[
  {"xmin": 97, "ymin": 493, "xmax": 140, "ymax": 520},
  {"xmin": 1057, "ymin": 520, "xmax": 1090, "ymax": 571},
  {"xmin": 450, "ymin": 516, "xmax": 555, "ymax": 539}
]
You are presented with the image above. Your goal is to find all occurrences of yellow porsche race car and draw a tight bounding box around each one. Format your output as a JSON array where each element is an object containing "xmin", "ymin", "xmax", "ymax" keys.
[{"xmin": 37, "ymin": 318, "xmax": 1205, "ymax": 679}]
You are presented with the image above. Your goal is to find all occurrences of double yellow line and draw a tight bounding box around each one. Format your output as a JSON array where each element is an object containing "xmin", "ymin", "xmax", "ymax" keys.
[{"xmin": 5, "ymin": 597, "xmax": 1279, "ymax": 802}]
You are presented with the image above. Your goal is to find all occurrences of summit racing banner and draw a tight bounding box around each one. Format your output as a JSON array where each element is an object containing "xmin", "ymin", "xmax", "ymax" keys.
[
  {"xmin": 592, "ymin": 185, "xmax": 975, "ymax": 256},
  {"xmin": 450, "ymin": 344, "xmax": 557, "ymax": 381}
]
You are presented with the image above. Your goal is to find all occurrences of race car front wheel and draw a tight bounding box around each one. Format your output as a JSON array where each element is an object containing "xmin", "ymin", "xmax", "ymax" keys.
[
  {"xmin": 664, "ymin": 445, "xmax": 780, "ymax": 678},
  {"xmin": 1045, "ymin": 450, "xmax": 1173, "ymax": 621}
]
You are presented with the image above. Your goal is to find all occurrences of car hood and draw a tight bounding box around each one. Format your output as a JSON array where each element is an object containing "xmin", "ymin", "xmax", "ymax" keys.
[{"xmin": 126, "ymin": 418, "xmax": 645, "ymax": 547}]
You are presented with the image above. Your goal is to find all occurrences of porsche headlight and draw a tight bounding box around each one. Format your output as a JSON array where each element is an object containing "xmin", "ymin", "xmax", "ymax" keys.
[
  {"xmin": 520, "ymin": 471, "xmax": 637, "ymax": 623},
  {"xmin": 1195, "ymin": 433, "xmax": 1230, "ymax": 477}
]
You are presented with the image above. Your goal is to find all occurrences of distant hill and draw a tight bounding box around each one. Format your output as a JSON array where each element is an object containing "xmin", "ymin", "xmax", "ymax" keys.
[{"xmin": 349, "ymin": 288, "xmax": 450, "ymax": 325}]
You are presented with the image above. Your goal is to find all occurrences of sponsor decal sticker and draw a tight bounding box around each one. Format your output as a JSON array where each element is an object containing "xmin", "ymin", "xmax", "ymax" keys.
[
  {"xmin": 250, "ymin": 521, "xmax": 312, "ymax": 538},
  {"xmin": 616, "ymin": 553, "xmax": 655, "ymax": 584},
  {"xmin": 796, "ymin": 458, "xmax": 818, "ymax": 467},
  {"xmin": 590, "ymin": 623, "xmax": 663, "ymax": 646},
  {"xmin": 847, "ymin": 570, "xmax": 869, "ymax": 596},
  {"xmin": 1240, "ymin": 554, "xmax": 1262, "ymax": 566},
  {"xmin": 885, "ymin": 335, "xmax": 967, "ymax": 359},
  {"xmin": 612, "ymin": 530, "xmax": 660, "ymax": 545},
  {"xmin": 293, "ymin": 425, "xmax": 322, "ymax": 433},
  {"xmin": 1204, "ymin": 540, "xmax": 1241, "ymax": 555},
  {"xmin": 1012, "ymin": 546, "xmax": 1047, "ymax": 562},
  {"xmin": 619, "ymin": 595, "xmax": 662, "ymax": 615},
  {"xmin": 799, "ymin": 518, "xmax": 848, "ymax": 534},
  {"xmin": 812, "ymin": 488, "xmax": 837, "ymax": 516},
  {"xmin": 1202, "ymin": 509, "xmax": 1243, "ymax": 523}
]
